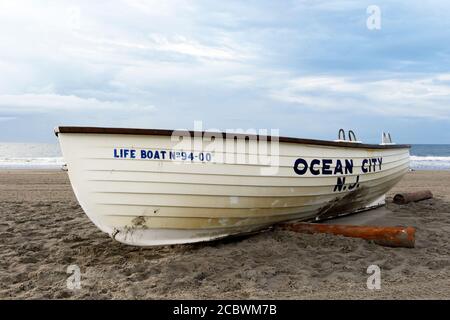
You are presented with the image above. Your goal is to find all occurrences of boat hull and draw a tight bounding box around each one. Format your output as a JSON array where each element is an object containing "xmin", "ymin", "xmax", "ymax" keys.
[{"xmin": 57, "ymin": 128, "xmax": 410, "ymax": 246}]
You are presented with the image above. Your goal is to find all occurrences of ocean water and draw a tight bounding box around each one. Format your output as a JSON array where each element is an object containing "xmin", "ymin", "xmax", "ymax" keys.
[
  {"xmin": 0, "ymin": 143, "xmax": 64, "ymax": 169},
  {"xmin": 0, "ymin": 143, "xmax": 449, "ymax": 170},
  {"xmin": 410, "ymin": 144, "xmax": 450, "ymax": 170}
]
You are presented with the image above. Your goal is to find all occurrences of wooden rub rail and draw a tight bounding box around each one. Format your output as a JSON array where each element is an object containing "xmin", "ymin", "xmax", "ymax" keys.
[
  {"xmin": 279, "ymin": 222, "xmax": 416, "ymax": 248},
  {"xmin": 54, "ymin": 126, "xmax": 411, "ymax": 149}
]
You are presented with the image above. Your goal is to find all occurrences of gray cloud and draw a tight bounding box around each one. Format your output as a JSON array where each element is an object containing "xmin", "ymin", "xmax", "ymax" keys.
[{"xmin": 0, "ymin": 1, "xmax": 449, "ymax": 143}]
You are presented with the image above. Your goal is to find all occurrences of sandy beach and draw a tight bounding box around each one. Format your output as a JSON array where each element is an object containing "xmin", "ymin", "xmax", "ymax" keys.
[{"xmin": 0, "ymin": 170, "xmax": 449, "ymax": 299}]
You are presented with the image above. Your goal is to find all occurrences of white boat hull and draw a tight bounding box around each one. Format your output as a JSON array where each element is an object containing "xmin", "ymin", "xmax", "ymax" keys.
[{"xmin": 56, "ymin": 127, "xmax": 410, "ymax": 246}]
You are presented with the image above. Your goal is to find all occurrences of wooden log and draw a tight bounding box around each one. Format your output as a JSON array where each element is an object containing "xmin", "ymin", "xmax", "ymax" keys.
[
  {"xmin": 279, "ymin": 222, "xmax": 415, "ymax": 248},
  {"xmin": 393, "ymin": 190, "xmax": 433, "ymax": 204}
]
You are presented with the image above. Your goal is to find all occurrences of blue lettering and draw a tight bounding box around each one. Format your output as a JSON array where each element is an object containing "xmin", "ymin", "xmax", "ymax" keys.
[
  {"xmin": 294, "ymin": 158, "xmax": 308, "ymax": 175},
  {"xmin": 334, "ymin": 177, "xmax": 346, "ymax": 192},
  {"xmin": 371, "ymin": 158, "xmax": 377, "ymax": 172},
  {"xmin": 322, "ymin": 159, "xmax": 333, "ymax": 175},
  {"xmin": 334, "ymin": 160, "xmax": 343, "ymax": 175},
  {"xmin": 348, "ymin": 175, "xmax": 360, "ymax": 190},
  {"xmin": 113, "ymin": 148, "xmax": 136, "ymax": 158},
  {"xmin": 344, "ymin": 159, "xmax": 354, "ymax": 174},
  {"xmin": 378, "ymin": 157, "xmax": 383, "ymax": 170},
  {"xmin": 361, "ymin": 159, "xmax": 369, "ymax": 173},
  {"xmin": 310, "ymin": 159, "xmax": 321, "ymax": 176}
]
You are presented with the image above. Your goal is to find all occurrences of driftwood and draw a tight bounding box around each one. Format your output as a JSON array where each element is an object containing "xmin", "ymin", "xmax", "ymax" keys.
[
  {"xmin": 393, "ymin": 190, "xmax": 433, "ymax": 204},
  {"xmin": 279, "ymin": 222, "xmax": 415, "ymax": 248}
]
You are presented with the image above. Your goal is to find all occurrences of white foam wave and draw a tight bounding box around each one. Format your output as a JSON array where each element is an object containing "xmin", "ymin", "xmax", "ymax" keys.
[
  {"xmin": 410, "ymin": 156, "xmax": 450, "ymax": 170},
  {"xmin": 0, "ymin": 157, "xmax": 65, "ymax": 169},
  {"xmin": 410, "ymin": 156, "xmax": 450, "ymax": 161}
]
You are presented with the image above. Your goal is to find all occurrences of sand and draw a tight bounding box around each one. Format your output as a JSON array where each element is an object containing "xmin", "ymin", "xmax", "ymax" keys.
[{"xmin": 0, "ymin": 170, "xmax": 449, "ymax": 299}]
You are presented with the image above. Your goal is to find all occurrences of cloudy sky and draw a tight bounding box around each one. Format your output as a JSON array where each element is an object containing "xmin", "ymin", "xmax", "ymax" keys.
[{"xmin": 1, "ymin": 0, "xmax": 449, "ymax": 143}]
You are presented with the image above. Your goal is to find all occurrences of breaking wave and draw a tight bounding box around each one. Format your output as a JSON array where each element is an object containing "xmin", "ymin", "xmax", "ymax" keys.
[
  {"xmin": 410, "ymin": 156, "xmax": 450, "ymax": 170},
  {"xmin": 0, "ymin": 157, "xmax": 65, "ymax": 169}
]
